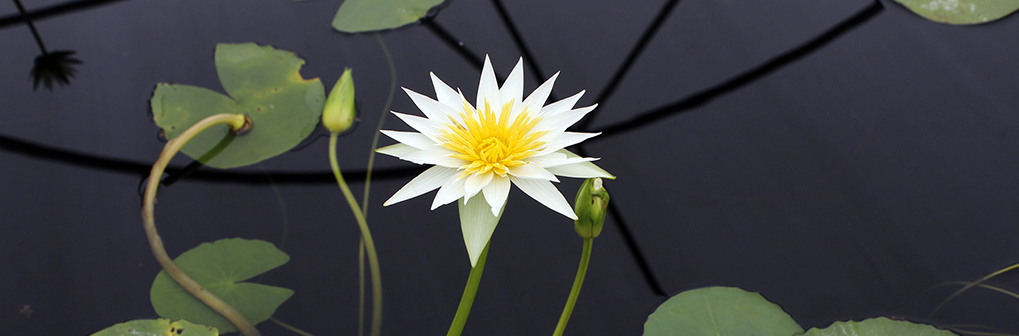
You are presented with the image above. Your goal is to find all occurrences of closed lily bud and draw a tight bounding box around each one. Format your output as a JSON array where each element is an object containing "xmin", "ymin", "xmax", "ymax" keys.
[
  {"xmin": 322, "ymin": 68, "xmax": 356, "ymax": 133},
  {"xmin": 574, "ymin": 178, "xmax": 609, "ymax": 239}
]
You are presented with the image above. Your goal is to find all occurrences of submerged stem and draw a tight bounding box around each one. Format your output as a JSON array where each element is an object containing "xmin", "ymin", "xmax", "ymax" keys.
[
  {"xmin": 329, "ymin": 132, "xmax": 383, "ymax": 336},
  {"xmin": 270, "ymin": 318, "xmax": 316, "ymax": 336},
  {"xmin": 553, "ymin": 238, "xmax": 593, "ymax": 336},
  {"xmin": 930, "ymin": 262, "xmax": 1019, "ymax": 317},
  {"xmin": 357, "ymin": 33, "xmax": 397, "ymax": 336},
  {"xmin": 447, "ymin": 242, "xmax": 491, "ymax": 336},
  {"xmin": 141, "ymin": 113, "xmax": 260, "ymax": 336}
]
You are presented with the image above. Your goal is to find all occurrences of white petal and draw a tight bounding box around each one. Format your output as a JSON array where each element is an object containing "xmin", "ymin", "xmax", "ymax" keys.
[
  {"xmin": 380, "ymin": 130, "xmax": 435, "ymax": 150},
  {"xmin": 539, "ymin": 90, "xmax": 585, "ymax": 117},
  {"xmin": 392, "ymin": 112, "xmax": 443, "ymax": 141},
  {"xmin": 463, "ymin": 171, "xmax": 494, "ymax": 202},
  {"xmin": 404, "ymin": 88, "xmax": 461, "ymax": 122},
  {"xmin": 383, "ymin": 166, "xmax": 459, "ymax": 206},
  {"xmin": 482, "ymin": 176, "xmax": 510, "ymax": 217},
  {"xmin": 459, "ymin": 197, "xmax": 504, "ymax": 267},
  {"xmin": 510, "ymin": 176, "xmax": 577, "ymax": 220},
  {"xmin": 544, "ymin": 150, "xmax": 614, "ymax": 179},
  {"xmin": 508, "ymin": 164, "xmax": 559, "ymax": 182},
  {"xmin": 477, "ymin": 55, "xmax": 501, "ymax": 110},
  {"xmin": 430, "ymin": 72, "xmax": 461, "ymax": 108},
  {"xmin": 546, "ymin": 162, "xmax": 615, "ymax": 179},
  {"xmin": 432, "ymin": 175, "xmax": 468, "ymax": 209},
  {"xmin": 519, "ymin": 71, "xmax": 559, "ymax": 119},
  {"xmin": 536, "ymin": 104, "xmax": 597, "ymax": 134},
  {"xmin": 537, "ymin": 132, "xmax": 601, "ymax": 155},
  {"xmin": 376, "ymin": 143, "xmax": 418, "ymax": 158},
  {"xmin": 499, "ymin": 58, "xmax": 524, "ymax": 108},
  {"xmin": 401, "ymin": 149, "xmax": 467, "ymax": 168},
  {"xmin": 528, "ymin": 151, "xmax": 598, "ymax": 168}
]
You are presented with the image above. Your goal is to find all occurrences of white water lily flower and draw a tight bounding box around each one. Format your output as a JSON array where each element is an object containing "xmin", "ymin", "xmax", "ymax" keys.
[{"xmin": 378, "ymin": 56, "xmax": 613, "ymax": 267}]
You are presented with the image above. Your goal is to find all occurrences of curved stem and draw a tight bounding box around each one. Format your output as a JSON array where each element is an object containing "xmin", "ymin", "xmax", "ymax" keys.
[
  {"xmin": 447, "ymin": 242, "xmax": 491, "ymax": 336},
  {"xmin": 329, "ymin": 132, "xmax": 383, "ymax": 336},
  {"xmin": 357, "ymin": 33, "xmax": 396, "ymax": 336},
  {"xmin": 553, "ymin": 238, "xmax": 593, "ymax": 336},
  {"xmin": 142, "ymin": 113, "xmax": 261, "ymax": 336}
]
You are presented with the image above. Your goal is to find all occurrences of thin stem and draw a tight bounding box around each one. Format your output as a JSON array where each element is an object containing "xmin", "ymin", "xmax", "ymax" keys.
[
  {"xmin": 141, "ymin": 113, "xmax": 261, "ymax": 336},
  {"xmin": 362, "ymin": 33, "xmax": 397, "ymax": 216},
  {"xmin": 329, "ymin": 132, "xmax": 383, "ymax": 336},
  {"xmin": 930, "ymin": 262, "xmax": 1019, "ymax": 317},
  {"xmin": 357, "ymin": 237, "xmax": 366, "ymax": 336},
  {"xmin": 447, "ymin": 242, "xmax": 491, "ymax": 336},
  {"xmin": 270, "ymin": 318, "xmax": 316, "ymax": 336},
  {"xmin": 356, "ymin": 33, "xmax": 397, "ymax": 336},
  {"xmin": 553, "ymin": 238, "xmax": 593, "ymax": 336}
]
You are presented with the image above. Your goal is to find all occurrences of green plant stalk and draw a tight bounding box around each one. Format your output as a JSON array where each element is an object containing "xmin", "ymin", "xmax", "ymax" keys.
[
  {"xmin": 329, "ymin": 132, "xmax": 383, "ymax": 336},
  {"xmin": 270, "ymin": 318, "xmax": 316, "ymax": 336},
  {"xmin": 142, "ymin": 113, "xmax": 261, "ymax": 336},
  {"xmin": 447, "ymin": 242, "xmax": 491, "ymax": 336},
  {"xmin": 357, "ymin": 33, "xmax": 397, "ymax": 336},
  {"xmin": 553, "ymin": 238, "xmax": 593, "ymax": 336},
  {"xmin": 930, "ymin": 262, "xmax": 1019, "ymax": 317}
]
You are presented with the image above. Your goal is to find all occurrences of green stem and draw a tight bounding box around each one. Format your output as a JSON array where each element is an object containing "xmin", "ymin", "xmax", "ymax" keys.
[
  {"xmin": 553, "ymin": 238, "xmax": 593, "ymax": 336},
  {"xmin": 447, "ymin": 242, "xmax": 491, "ymax": 336},
  {"xmin": 270, "ymin": 318, "xmax": 316, "ymax": 336},
  {"xmin": 142, "ymin": 113, "xmax": 261, "ymax": 336},
  {"xmin": 357, "ymin": 33, "xmax": 396, "ymax": 336},
  {"xmin": 329, "ymin": 132, "xmax": 383, "ymax": 336},
  {"xmin": 930, "ymin": 261, "xmax": 1019, "ymax": 317}
]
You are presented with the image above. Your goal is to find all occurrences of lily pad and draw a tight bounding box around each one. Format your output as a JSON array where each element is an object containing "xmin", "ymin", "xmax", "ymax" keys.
[
  {"xmin": 150, "ymin": 238, "xmax": 293, "ymax": 333},
  {"xmin": 803, "ymin": 317, "xmax": 957, "ymax": 336},
  {"xmin": 90, "ymin": 319, "xmax": 218, "ymax": 336},
  {"xmin": 332, "ymin": 0, "xmax": 446, "ymax": 33},
  {"xmin": 643, "ymin": 286, "xmax": 803, "ymax": 336},
  {"xmin": 151, "ymin": 43, "xmax": 325, "ymax": 169},
  {"xmin": 893, "ymin": 0, "xmax": 1019, "ymax": 24}
]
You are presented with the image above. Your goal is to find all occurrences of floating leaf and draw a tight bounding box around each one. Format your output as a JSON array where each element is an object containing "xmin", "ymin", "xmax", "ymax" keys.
[
  {"xmin": 151, "ymin": 43, "xmax": 325, "ymax": 169},
  {"xmin": 643, "ymin": 286, "xmax": 803, "ymax": 336},
  {"xmin": 90, "ymin": 319, "xmax": 218, "ymax": 336},
  {"xmin": 893, "ymin": 0, "xmax": 1019, "ymax": 24},
  {"xmin": 803, "ymin": 317, "xmax": 958, "ymax": 336},
  {"xmin": 151, "ymin": 238, "xmax": 293, "ymax": 333},
  {"xmin": 332, "ymin": 0, "xmax": 446, "ymax": 33}
]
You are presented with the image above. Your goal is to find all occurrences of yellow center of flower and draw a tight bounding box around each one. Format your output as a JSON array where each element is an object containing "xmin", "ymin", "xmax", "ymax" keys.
[{"xmin": 440, "ymin": 99, "xmax": 547, "ymax": 178}]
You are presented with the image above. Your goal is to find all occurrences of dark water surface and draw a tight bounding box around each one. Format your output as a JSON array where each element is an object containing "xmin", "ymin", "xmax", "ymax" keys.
[{"xmin": 3, "ymin": 0, "xmax": 1019, "ymax": 335}]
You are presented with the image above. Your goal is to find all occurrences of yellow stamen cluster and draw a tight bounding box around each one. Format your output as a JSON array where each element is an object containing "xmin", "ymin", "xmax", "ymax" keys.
[{"xmin": 440, "ymin": 99, "xmax": 547, "ymax": 178}]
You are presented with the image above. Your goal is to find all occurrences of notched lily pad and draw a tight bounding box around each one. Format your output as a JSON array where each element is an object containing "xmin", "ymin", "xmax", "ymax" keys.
[
  {"xmin": 894, "ymin": 0, "xmax": 1019, "ymax": 24},
  {"xmin": 90, "ymin": 319, "xmax": 218, "ymax": 336},
  {"xmin": 151, "ymin": 43, "xmax": 325, "ymax": 169},
  {"xmin": 643, "ymin": 286, "xmax": 803, "ymax": 336},
  {"xmin": 150, "ymin": 238, "xmax": 293, "ymax": 333},
  {"xmin": 332, "ymin": 0, "xmax": 446, "ymax": 33},
  {"xmin": 803, "ymin": 317, "xmax": 958, "ymax": 336}
]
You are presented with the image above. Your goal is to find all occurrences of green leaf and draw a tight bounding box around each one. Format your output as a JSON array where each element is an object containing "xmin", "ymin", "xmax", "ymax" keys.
[
  {"xmin": 332, "ymin": 0, "xmax": 446, "ymax": 33},
  {"xmin": 893, "ymin": 0, "xmax": 1019, "ymax": 24},
  {"xmin": 151, "ymin": 43, "xmax": 325, "ymax": 169},
  {"xmin": 803, "ymin": 317, "xmax": 958, "ymax": 336},
  {"xmin": 643, "ymin": 286, "xmax": 803, "ymax": 336},
  {"xmin": 150, "ymin": 238, "xmax": 293, "ymax": 333},
  {"xmin": 90, "ymin": 319, "xmax": 218, "ymax": 336}
]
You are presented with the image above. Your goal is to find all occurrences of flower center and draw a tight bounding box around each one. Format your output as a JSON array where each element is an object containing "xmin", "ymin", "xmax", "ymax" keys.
[{"xmin": 440, "ymin": 99, "xmax": 547, "ymax": 178}]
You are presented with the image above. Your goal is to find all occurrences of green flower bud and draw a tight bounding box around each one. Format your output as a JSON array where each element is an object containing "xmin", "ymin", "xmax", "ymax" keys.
[
  {"xmin": 322, "ymin": 68, "xmax": 356, "ymax": 133},
  {"xmin": 574, "ymin": 178, "xmax": 609, "ymax": 239}
]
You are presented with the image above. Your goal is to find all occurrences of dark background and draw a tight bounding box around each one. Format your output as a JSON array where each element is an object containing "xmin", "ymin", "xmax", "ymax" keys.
[{"xmin": 2, "ymin": 0, "xmax": 1018, "ymax": 335}]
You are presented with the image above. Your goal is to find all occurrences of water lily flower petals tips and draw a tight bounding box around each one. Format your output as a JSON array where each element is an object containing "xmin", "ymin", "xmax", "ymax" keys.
[{"xmin": 378, "ymin": 56, "xmax": 614, "ymax": 267}]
